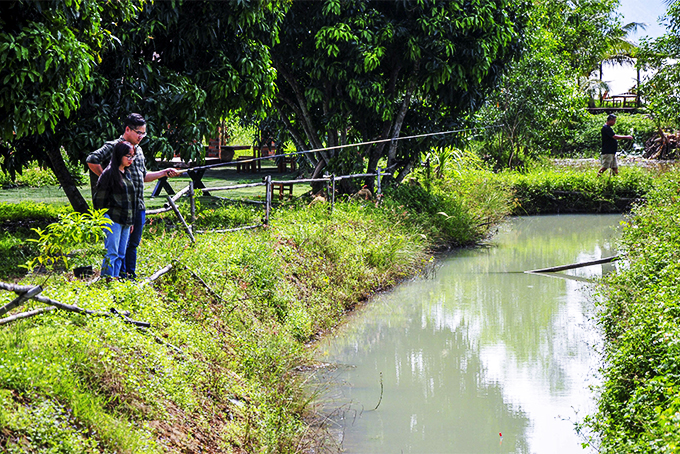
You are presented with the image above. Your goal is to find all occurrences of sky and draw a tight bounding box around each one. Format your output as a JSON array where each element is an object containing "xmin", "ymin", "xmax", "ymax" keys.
[{"xmin": 602, "ymin": 0, "xmax": 669, "ymax": 93}]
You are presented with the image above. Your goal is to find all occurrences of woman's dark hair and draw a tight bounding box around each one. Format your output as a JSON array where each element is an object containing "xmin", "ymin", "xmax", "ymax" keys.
[{"xmin": 96, "ymin": 141, "xmax": 133, "ymax": 194}]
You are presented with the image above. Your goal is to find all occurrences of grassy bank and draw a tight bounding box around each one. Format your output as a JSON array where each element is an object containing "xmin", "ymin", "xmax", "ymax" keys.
[
  {"xmin": 498, "ymin": 164, "xmax": 658, "ymax": 215},
  {"xmin": 582, "ymin": 173, "xmax": 680, "ymax": 452},
  {"xmin": 0, "ymin": 161, "xmax": 671, "ymax": 452},
  {"xmin": 0, "ymin": 168, "xmax": 511, "ymax": 452}
]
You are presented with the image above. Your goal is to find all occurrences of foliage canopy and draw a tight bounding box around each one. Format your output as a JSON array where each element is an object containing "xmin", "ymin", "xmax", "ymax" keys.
[{"xmin": 269, "ymin": 0, "xmax": 527, "ymax": 183}]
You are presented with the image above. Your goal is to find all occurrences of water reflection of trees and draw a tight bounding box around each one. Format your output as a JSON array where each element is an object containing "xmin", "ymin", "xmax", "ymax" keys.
[
  {"xmin": 319, "ymin": 303, "xmax": 531, "ymax": 453},
  {"xmin": 316, "ymin": 215, "xmax": 621, "ymax": 453}
]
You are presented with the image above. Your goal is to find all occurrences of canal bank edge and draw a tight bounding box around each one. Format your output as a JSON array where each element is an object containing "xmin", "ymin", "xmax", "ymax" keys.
[
  {"xmin": 0, "ymin": 166, "xmax": 666, "ymax": 452},
  {"xmin": 580, "ymin": 173, "xmax": 680, "ymax": 452}
]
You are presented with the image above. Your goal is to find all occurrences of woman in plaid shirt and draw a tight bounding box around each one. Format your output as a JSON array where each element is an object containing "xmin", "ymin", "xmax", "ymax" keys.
[
  {"xmin": 93, "ymin": 141, "xmax": 136, "ymax": 278},
  {"xmin": 87, "ymin": 113, "xmax": 181, "ymax": 279}
]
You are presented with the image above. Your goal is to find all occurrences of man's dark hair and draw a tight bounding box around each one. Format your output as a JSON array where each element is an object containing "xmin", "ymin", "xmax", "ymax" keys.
[
  {"xmin": 122, "ymin": 113, "xmax": 146, "ymax": 132},
  {"xmin": 607, "ymin": 114, "xmax": 617, "ymax": 121}
]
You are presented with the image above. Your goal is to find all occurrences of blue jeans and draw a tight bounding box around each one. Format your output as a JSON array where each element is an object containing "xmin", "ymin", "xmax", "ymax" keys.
[
  {"xmin": 121, "ymin": 209, "xmax": 145, "ymax": 279},
  {"xmin": 102, "ymin": 216, "xmax": 131, "ymax": 278}
]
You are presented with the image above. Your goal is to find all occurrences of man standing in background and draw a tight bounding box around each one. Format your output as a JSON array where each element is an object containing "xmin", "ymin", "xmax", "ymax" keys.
[
  {"xmin": 87, "ymin": 113, "xmax": 181, "ymax": 279},
  {"xmin": 598, "ymin": 114, "xmax": 634, "ymax": 177}
]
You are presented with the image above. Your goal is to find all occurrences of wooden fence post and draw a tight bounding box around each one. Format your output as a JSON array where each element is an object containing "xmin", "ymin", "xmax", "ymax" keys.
[
  {"xmin": 189, "ymin": 181, "xmax": 196, "ymax": 224},
  {"xmin": 166, "ymin": 196, "xmax": 196, "ymax": 243},
  {"xmin": 264, "ymin": 175, "xmax": 272, "ymax": 226},
  {"xmin": 330, "ymin": 174, "xmax": 335, "ymax": 213},
  {"xmin": 376, "ymin": 167, "xmax": 382, "ymax": 195}
]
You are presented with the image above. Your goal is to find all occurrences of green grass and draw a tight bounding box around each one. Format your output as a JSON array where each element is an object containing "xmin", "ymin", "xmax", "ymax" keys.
[
  {"xmin": 0, "ymin": 158, "xmax": 671, "ymax": 452},
  {"xmin": 0, "ymin": 165, "xmax": 510, "ymax": 452},
  {"xmin": 492, "ymin": 165, "xmax": 659, "ymax": 215},
  {"xmin": 581, "ymin": 172, "xmax": 680, "ymax": 453},
  {"xmin": 0, "ymin": 163, "xmax": 307, "ymax": 209}
]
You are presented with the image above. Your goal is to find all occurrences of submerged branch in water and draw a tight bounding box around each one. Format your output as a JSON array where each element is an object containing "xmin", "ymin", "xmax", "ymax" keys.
[{"xmin": 373, "ymin": 371, "xmax": 384, "ymax": 411}]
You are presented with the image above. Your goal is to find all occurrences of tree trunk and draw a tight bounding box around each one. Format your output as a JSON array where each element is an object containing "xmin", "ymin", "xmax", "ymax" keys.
[
  {"xmin": 655, "ymin": 127, "xmax": 670, "ymax": 159},
  {"xmin": 45, "ymin": 145, "xmax": 89, "ymax": 213},
  {"xmin": 395, "ymin": 159, "xmax": 416, "ymax": 184},
  {"xmin": 387, "ymin": 82, "xmax": 415, "ymax": 167},
  {"xmin": 274, "ymin": 102, "xmax": 317, "ymax": 168}
]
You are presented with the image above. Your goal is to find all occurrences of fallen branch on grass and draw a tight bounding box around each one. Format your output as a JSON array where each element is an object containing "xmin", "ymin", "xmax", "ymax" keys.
[
  {"xmin": 182, "ymin": 265, "xmax": 226, "ymax": 304},
  {"xmin": 0, "ymin": 281, "xmax": 151, "ymax": 328},
  {"xmin": 0, "ymin": 306, "xmax": 56, "ymax": 325},
  {"xmin": 144, "ymin": 264, "xmax": 174, "ymax": 284},
  {"xmin": 0, "ymin": 284, "xmax": 43, "ymax": 316}
]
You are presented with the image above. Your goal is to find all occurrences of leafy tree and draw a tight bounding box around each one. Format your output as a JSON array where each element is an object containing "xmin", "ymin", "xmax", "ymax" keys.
[
  {"xmin": 1, "ymin": 0, "xmax": 284, "ymax": 212},
  {"xmin": 0, "ymin": 0, "xmax": 138, "ymax": 142},
  {"xmin": 0, "ymin": 0, "xmax": 139, "ymax": 211},
  {"xmin": 539, "ymin": 0, "xmax": 623, "ymax": 77},
  {"xmin": 597, "ymin": 21, "xmax": 646, "ymax": 81},
  {"xmin": 474, "ymin": 0, "xmax": 628, "ymax": 168},
  {"xmin": 638, "ymin": 3, "xmax": 680, "ymax": 131},
  {"xmin": 477, "ymin": 39, "xmax": 585, "ymax": 168},
  {"xmin": 268, "ymin": 0, "xmax": 526, "ymax": 186}
]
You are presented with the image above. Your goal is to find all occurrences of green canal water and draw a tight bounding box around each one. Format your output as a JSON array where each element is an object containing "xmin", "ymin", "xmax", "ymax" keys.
[{"xmin": 314, "ymin": 214, "xmax": 622, "ymax": 453}]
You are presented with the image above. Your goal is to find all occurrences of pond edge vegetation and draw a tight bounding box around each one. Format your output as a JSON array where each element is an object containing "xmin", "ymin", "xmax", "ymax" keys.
[{"xmin": 0, "ymin": 163, "xmax": 677, "ymax": 452}]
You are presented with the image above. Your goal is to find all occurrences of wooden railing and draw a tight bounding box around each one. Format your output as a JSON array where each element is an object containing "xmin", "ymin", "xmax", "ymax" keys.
[{"xmin": 147, "ymin": 168, "xmax": 389, "ymax": 239}]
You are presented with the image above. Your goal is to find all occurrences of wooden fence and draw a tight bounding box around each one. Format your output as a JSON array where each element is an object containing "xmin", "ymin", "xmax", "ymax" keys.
[
  {"xmin": 0, "ymin": 169, "xmax": 390, "ymax": 326},
  {"xmin": 146, "ymin": 168, "xmax": 389, "ymax": 240}
]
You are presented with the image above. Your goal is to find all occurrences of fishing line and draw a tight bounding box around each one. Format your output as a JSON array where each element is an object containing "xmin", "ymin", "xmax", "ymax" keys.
[{"xmin": 182, "ymin": 125, "xmax": 504, "ymax": 173}]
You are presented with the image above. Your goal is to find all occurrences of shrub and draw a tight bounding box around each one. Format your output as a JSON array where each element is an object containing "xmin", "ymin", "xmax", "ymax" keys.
[
  {"xmin": 0, "ymin": 154, "xmax": 85, "ymax": 188},
  {"xmin": 583, "ymin": 173, "xmax": 680, "ymax": 452},
  {"xmin": 567, "ymin": 113, "xmax": 657, "ymax": 158},
  {"xmin": 0, "ymin": 202, "xmax": 72, "ymax": 222},
  {"xmin": 499, "ymin": 165, "xmax": 656, "ymax": 214},
  {"xmin": 0, "ymin": 163, "xmax": 59, "ymax": 188},
  {"xmin": 384, "ymin": 165, "xmax": 511, "ymax": 246},
  {"xmin": 24, "ymin": 209, "xmax": 111, "ymax": 272}
]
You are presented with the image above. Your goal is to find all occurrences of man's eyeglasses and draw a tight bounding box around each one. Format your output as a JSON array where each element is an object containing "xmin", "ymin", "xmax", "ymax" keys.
[{"xmin": 132, "ymin": 129, "xmax": 147, "ymax": 137}]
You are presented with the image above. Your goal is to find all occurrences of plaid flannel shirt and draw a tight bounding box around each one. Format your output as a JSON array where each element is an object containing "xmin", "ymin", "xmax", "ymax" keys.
[
  {"xmin": 93, "ymin": 174, "xmax": 136, "ymax": 227},
  {"xmin": 86, "ymin": 137, "xmax": 148, "ymax": 210}
]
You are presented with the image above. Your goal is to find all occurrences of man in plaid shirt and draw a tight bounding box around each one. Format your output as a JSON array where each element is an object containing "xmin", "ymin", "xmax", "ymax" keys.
[{"xmin": 87, "ymin": 113, "xmax": 181, "ymax": 279}]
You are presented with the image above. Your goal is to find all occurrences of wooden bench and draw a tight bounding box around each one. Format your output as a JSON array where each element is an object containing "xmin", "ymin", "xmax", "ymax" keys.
[
  {"xmin": 236, "ymin": 156, "xmax": 257, "ymax": 173},
  {"xmin": 270, "ymin": 182, "xmax": 294, "ymax": 200},
  {"xmin": 277, "ymin": 156, "xmax": 297, "ymax": 173}
]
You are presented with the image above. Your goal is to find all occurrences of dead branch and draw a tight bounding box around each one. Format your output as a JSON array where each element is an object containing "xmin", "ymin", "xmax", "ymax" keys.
[
  {"xmin": 0, "ymin": 306, "xmax": 56, "ymax": 325},
  {"xmin": 182, "ymin": 266, "xmax": 226, "ymax": 303},
  {"xmin": 524, "ymin": 255, "xmax": 620, "ymax": 274},
  {"xmin": 145, "ymin": 264, "xmax": 174, "ymax": 284},
  {"xmin": 0, "ymin": 281, "xmax": 151, "ymax": 328},
  {"xmin": 0, "ymin": 285, "xmax": 43, "ymax": 316}
]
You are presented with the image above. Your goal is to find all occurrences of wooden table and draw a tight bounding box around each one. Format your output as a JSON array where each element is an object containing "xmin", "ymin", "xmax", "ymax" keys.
[{"xmin": 605, "ymin": 93, "xmax": 638, "ymax": 107}]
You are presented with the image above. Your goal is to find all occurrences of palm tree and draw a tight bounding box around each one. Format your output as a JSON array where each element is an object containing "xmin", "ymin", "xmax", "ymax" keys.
[
  {"xmin": 590, "ymin": 21, "xmax": 647, "ymax": 106},
  {"xmin": 599, "ymin": 22, "xmax": 647, "ymax": 81}
]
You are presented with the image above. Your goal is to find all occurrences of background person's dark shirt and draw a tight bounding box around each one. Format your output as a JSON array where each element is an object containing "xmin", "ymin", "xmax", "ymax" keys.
[{"xmin": 601, "ymin": 124, "xmax": 617, "ymax": 154}]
